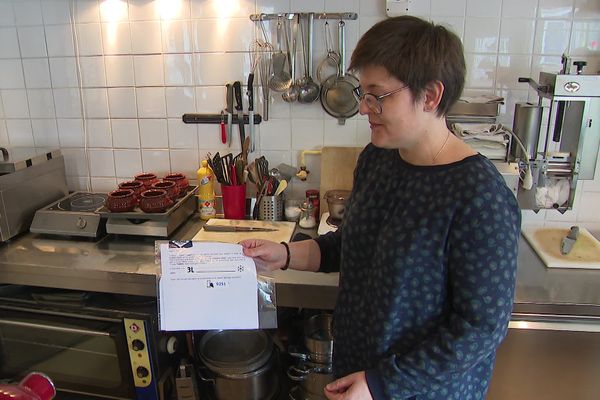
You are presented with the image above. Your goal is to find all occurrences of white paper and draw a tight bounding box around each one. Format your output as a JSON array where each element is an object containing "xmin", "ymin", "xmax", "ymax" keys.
[{"xmin": 158, "ymin": 241, "xmax": 259, "ymax": 331}]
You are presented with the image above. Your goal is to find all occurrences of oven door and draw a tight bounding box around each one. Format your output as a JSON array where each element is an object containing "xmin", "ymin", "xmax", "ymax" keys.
[{"xmin": 0, "ymin": 306, "xmax": 136, "ymax": 399}]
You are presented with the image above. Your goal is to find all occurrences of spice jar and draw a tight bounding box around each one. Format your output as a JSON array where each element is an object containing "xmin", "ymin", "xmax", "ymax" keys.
[
  {"xmin": 305, "ymin": 189, "xmax": 320, "ymax": 222},
  {"xmin": 298, "ymin": 200, "xmax": 316, "ymax": 229}
]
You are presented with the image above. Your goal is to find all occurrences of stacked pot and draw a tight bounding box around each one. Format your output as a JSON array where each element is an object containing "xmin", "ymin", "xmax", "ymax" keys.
[
  {"xmin": 196, "ymin": 330, "xmax": 279, "ymax": 400},
  {"xmin": 288, "ymin": 314, "xmax": 334, "ymax": 399}
]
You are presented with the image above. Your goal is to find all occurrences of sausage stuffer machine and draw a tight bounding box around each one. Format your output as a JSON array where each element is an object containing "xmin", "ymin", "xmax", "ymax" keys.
[{"xmin": 512, "ymin": 57, "xmax": 600, "ymax": 212}]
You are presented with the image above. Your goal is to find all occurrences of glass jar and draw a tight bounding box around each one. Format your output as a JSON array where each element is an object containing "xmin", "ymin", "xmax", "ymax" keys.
[
  {"xmin": 298, "ymin": 200, "xmax": 316, "ymax": 229},
  {"xmin": 305, "ymin": 189, "xmax": 320, "ymax": 222}
]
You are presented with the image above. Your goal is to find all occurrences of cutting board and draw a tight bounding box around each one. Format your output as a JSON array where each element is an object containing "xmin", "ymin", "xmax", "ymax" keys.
[
  {"xmin": 192, "ymin": 219, "xmax": 296, "ymax": 244},
  {"xmin": 522, "ymin": 226, "xmax": 600, "ymax": 269},
  {"xmin": 319, "ymin": 146, "xmax": 364, "ymax": 216}
]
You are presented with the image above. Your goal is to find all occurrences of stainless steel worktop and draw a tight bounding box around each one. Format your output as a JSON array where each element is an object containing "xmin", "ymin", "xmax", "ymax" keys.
[{"xmin": 0, "ymin": 216, "xmax": 599, "ymax": 314}]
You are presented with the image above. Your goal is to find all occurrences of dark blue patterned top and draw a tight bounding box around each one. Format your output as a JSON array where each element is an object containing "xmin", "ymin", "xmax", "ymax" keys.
[{"xmin": 315, "ymin": 144, "xmax": 521, "ymax": 400}]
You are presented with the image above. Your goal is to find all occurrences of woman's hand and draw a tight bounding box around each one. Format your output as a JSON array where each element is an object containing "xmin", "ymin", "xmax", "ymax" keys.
[
  {"xmin": 239, "ymin": 239, "xmax": 287, "ymax": 271},
  {"xmin": 324, "ymin": 371, "xmax": 373, "ymax": 400}
]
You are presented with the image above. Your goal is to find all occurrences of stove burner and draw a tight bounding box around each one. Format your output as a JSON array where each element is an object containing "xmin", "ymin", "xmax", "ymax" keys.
[
  {"xmin": 326, "ymin": 216, "xmax": 342, "ymax": 228},
  {"xmin": 54, "ymin": 192, "xmax": 107, "ymax": 212}
]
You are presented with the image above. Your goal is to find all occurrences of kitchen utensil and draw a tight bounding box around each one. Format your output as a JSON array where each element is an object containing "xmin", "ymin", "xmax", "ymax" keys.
[
  {"xmin": 253, "ymin": 179, "xmax": 270, "ymax": 220},
  {"xmin": 282, "ymin": 15, "xmax": 300, "ymax": 103},
  {"xmin": 274, "ymin": 179, "xmax": 288, "ymax": 196},
  {"xmin": 320, "ymin": 21, "xmax": 359, "ymax": 124},
  {"xmin": 269, "ymin": 18, "xmax": 292, "ymax": 92},
  {"xmin": 316, "ymin": 21, "xmax": 340, "ymax": 83},
  {"xmin": 219, "ymin": 110, "xmax": 227, "ymax": 144},
  {"xmin": 242, "ymin": 136, "xmax": 250, "ymax": 166},
  {"xmin": 298, "ymin": 13, "xmax": 320, "ymax": 103},
  {"xmin": 233, "ymin": 81, "xmax": 245, "ymax": 148},
  {"xmin": 561, "ymin": 226, "xmax": 580, "ymax": 255},
  {"xmin": 325, "ymin": 190, "xmax": 351, "ymax": 220},
  {"xmin": 225, "ymin": 83, "xmax": 234, "ymax": 146},
  {"xmin": 203, "ymin": 225, "xmax": 277, "ymax": 232},
  {"xmin": 246, "ymin": 73, "xmax": 255, "ymax": 151},
  {"xmin": 221, "ymin": 184, "xmax": 246, "ymax": 220},
  {"xmin": 258, "ymin": 21, "xmax": 272, "ymax": 121},
  {"xmin": 258, "ymin": 195, "xmax": 284, "ymax": 221}
]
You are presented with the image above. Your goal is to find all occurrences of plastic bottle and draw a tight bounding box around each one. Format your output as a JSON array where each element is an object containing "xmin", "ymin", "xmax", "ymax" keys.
[{"xmin": 197, "ymin": 160, "xmax": 216, "ymax": 220}]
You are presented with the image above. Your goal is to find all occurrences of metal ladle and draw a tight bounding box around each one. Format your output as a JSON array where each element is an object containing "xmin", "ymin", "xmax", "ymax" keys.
[
  {"xmin": 298, "ymin": 13, "xmax": 319, "ymax": 103},
  {"xmin": 282, "ymin": 16, "xmax": 299, "ymax": 103}
]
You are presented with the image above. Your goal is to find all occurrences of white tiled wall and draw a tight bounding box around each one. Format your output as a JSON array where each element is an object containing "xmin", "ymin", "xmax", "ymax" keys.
[{"xmin": 0, "ymin": 0, "xmax": 599, "ymax": 224}]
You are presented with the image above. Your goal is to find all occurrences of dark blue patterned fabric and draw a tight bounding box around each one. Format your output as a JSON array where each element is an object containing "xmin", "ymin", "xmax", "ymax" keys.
[{"xmin": 315, "ymin": 144, "xmax": 521, "ymax": 400}]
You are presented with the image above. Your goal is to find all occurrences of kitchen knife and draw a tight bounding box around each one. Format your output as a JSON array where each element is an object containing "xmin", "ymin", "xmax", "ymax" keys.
[
  {"xmin": 203, "ymin": 225, "xmax": 277, "ymax": 232},
  {"xmin": 247, "ymin": 73, "xmax": 255, "ymax": 153},
  {"xmin": 233, "ymin": 81, "xmax": 245, "ymax": 149},
  {"xmin": 560, "ymin": 225, "xmax": 579, "ymax": 255},
  {"xmin": 226, "ymin": 83, "xmax": 234, "ymax": 147}
]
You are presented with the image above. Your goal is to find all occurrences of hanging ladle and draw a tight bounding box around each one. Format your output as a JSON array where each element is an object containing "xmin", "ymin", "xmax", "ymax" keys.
[
  {"xmin": 282, "ymin": 15, "xmax": 299, "ymax": 103},
  {"xmin": 298, "ymin": 13, "xmax": 320, "ymax": 103}
]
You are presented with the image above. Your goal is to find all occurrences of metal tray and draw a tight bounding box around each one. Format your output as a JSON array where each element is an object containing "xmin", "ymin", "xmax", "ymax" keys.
[{"xmin": 96, "ymin": 185, "xmax": 198, "ymax": 221}]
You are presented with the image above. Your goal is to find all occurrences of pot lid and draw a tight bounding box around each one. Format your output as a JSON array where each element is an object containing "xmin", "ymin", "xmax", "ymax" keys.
[{"xmin": 198, "ymin": 330, "xmax": 273, "ymax": 375}]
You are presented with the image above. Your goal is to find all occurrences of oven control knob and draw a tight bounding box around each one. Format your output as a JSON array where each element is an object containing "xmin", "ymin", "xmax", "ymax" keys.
[
  {"xmin": 76, "ymin": 217, "xmax": 87, "ymax": 229},
  {"xmin": 136, "ymin": 366, "xmax": 149, "ymax": 378},
  {"xmin": 131, "ymin": 339, "xmax": 145, "ymax": 351}
]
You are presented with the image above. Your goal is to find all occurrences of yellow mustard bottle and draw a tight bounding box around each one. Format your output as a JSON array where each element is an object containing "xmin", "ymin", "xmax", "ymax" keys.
[{"xmin": 197, "ymin": 160, "xmax": 216, "ymax": 220}]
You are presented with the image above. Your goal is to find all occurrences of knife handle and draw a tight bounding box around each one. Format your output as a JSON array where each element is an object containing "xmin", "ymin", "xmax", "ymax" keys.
[
  {"xmin": 247, "ymin": 73, "xmax": 254, "ymax": 111},
  {"xmin": 233, "ymin": 81, "xmax": 243, "ymax": 111},
  {"xmin": 220, "ymin": 119, "xmax": 227, "ymax": 144}
]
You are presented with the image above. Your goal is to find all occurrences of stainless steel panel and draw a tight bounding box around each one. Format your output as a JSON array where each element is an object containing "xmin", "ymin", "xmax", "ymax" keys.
[
  {"xmin": 511, "ymin": 102, "xmax": 542, "ymax": 160},
  {"xmin": 0, "ymin": 155, "xmax": 68, "ymax": 241},
  {"xmin": 487, "ymin": 314, "xmax": 600, "ymax": 400}
]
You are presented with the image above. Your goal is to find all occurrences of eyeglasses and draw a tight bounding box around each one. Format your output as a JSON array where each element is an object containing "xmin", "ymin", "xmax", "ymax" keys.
[{"xmin": 352, "ymin": 85, "xmax": 408, "ymax": 114}]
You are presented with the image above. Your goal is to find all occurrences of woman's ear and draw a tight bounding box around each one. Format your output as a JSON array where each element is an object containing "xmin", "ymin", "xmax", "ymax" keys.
[{"xmin": 422, "ymin": 81, "xmax": 445, "ymax": 113}]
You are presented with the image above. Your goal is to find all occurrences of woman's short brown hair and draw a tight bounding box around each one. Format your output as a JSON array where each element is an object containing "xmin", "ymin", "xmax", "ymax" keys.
[{"xmin": 349, "ymin": 16, "xmax": 465, "ymax": 117}]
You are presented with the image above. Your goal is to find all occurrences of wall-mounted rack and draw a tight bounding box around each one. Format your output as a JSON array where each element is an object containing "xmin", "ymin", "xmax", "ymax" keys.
[
  {"xmin": 182, "ymin": 114, "xmax": 262, "ymax": 125},
  {"xmin": 249, "ymin": 12, "xmax": 358, "ymax": 22}
]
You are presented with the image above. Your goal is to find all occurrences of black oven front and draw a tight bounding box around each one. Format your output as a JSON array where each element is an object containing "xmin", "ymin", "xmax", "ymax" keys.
[{"xmin": 0, "ymin": 286, "xmax": 181, "ymax": 400}]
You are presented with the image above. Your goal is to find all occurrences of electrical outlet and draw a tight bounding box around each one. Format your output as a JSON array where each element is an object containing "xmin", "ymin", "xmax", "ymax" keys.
[{"xmin": 386, "ymin": 0, "xmax": 413, "ymax": 16}]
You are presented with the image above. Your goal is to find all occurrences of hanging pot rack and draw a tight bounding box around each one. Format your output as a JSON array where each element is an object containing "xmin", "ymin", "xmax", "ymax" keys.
[{"xmin": 249, "ymin": 12, "xmax": 358, "ymax": 22}]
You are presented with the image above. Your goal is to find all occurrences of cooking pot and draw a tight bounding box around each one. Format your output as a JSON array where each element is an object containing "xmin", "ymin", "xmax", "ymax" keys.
[
  {"xmin": 287, "ymin": 362, "xmax": 333, "ymax": 399},
  {"xmin": 304, "ymin": 314, "xmax": 334, "ymax": 364},
  {"xmin": 197, "ymin": 330, "xmax": 278, "ymax": 400}
]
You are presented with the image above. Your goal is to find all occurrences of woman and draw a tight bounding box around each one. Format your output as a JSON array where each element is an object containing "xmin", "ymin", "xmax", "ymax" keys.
[{"xmin": 241, "ymin": 16, "xmax": 521, "ymax": 400}]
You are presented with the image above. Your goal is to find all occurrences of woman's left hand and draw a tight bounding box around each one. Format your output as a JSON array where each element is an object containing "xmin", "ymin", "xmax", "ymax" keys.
[{"xmin": 324, "ymin": 371, "xmax": 373, "ymax": 400}]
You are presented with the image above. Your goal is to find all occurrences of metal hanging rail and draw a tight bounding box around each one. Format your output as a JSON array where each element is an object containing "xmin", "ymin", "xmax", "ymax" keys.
[{"xmin": 249, "ymin": 12, "xmax": 358, "ymax": 22}]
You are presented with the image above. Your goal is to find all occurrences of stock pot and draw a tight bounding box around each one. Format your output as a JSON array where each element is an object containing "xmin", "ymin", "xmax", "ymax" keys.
[{"xmin": 197, "ymin": 330, "xmax": 278, "ymax": 400}]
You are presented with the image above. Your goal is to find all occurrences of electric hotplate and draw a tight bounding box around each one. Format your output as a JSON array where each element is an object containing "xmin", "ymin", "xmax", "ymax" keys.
[{"xmin": 30, "ymin": 191, "xmax": 108, "ymax": 238}]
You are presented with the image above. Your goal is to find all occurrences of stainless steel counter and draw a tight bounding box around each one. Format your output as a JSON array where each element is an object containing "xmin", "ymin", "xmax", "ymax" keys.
[{"xmin": 1, "ymin": 216, "xmax": 599, "ymax": 314}]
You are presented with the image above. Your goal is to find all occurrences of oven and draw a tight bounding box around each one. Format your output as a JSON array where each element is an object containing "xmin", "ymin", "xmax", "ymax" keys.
[{"xmin": 0, "ymin": 286, "xmax": 182, "ymax": 400}]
